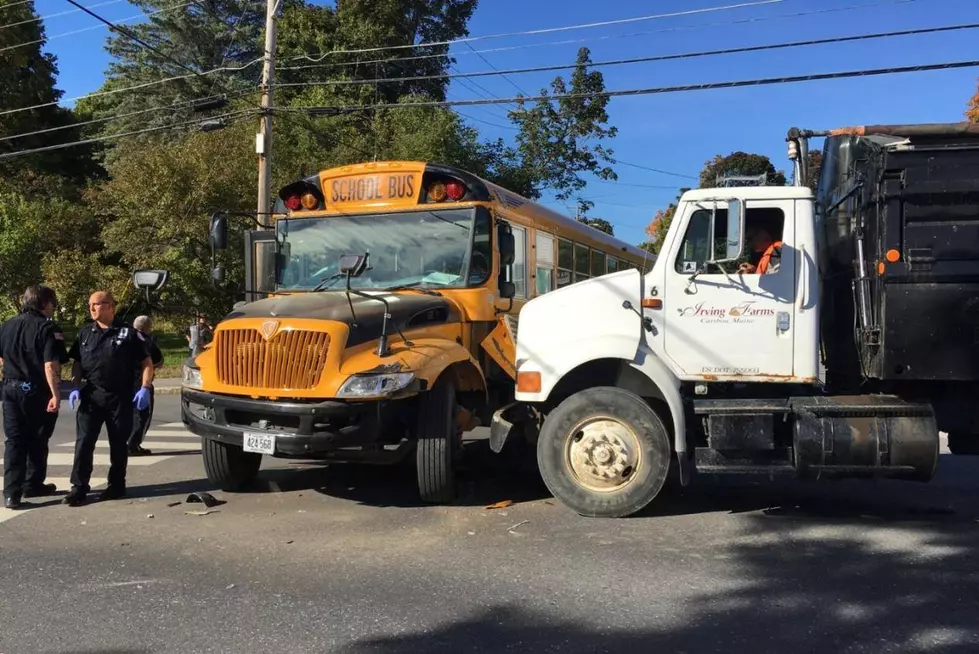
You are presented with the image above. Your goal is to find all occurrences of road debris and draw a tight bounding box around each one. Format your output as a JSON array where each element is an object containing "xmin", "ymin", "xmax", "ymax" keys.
[
  {"xmin": 485, "ymin": 500, "xmax": 513, "ymax": 510},
  {"xmin": 146, "ymin": 514, "xmax": 154, "ymax": 519},
  {"xmin": 184, "ymin": 509, "xmax": 217, "ymax": 516},
  {"xmin": 166, "ymin": 501, "xmax": 182, "ymax": 508},
  {"xmin": 186, "ymin": 492, "xmax": 222, "ymax": 508},
  {"xmin": 507, "ymin": 520, "xmax": 530, "ymax": 533}
]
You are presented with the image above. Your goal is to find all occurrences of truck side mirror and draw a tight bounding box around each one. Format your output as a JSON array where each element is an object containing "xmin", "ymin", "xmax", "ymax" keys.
[
  {"xmin": 210, "ymin": 212, "xmax": 228, "ymax": 251},
  {"xmin": 725, "ymin": 199, "xmax": 744, "ymax": 260},
  {"xmin": 499, "ymin": 280, "xmax": 516, "ymax": 299}
]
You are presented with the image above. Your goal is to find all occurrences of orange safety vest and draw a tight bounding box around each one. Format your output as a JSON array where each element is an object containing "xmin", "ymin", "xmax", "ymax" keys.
[{"xmin": 757, "ymin": 241, "xmax": 782, "ymax": 275}]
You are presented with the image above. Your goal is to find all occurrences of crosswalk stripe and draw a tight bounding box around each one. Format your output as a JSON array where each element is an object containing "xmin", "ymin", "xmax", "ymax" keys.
[
  {"xmin": 143, "ymin": 429, "xmax": 198, "ymax": 438},
  {"xmin": 75, "ymin": 441, "xmax": 200, "ymax": 452},
  {"xmin": 1, "ymin": 452, "xmax": 170, "ymax": 467},
  {"xmin": 44, "ymin": 477, "xmax": 107, "ymax": 491}
]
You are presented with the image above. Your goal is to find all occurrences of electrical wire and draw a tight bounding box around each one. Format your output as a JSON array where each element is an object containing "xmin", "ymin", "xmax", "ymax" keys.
[
  {"xmin": 0, "ymin": 109, "xmax": 256, "ymax": 162},
  {"xmin": 0, "ymin": 56, "xmax": 264, "ymax": 118},
  {"xmin": 615, "ymin": 160, "xmax": 698, "ymax": 181},
  {"xmin": 0, "ymin": 0, "xmax": 125, "ymax": 31},
  {"xmin": 289, "ymin": 0, "xmax": 785, "ymax": 63},
  {"xmin": 463, "ymin": 42, "xmax": 528, "ymax": 96},
  {"xmin": 273, "ymin": 22, "xmax": 979, "ymax": 90},
  {"xmin": 0, "ymin": 1, "xmax": 197, "ymax": 54},
  {"xmin": 62, "ymin": 0, "xmax": 205, "ymax": 80},
  {"xmin": 0, "ymin": 89, "xmax": 258, "ymax": 144},
  {"xmin": 284, "ymin": 59, "xmax": 979, "ymax": 113},
  {"xmin": 277, "ymin": 0, "xmax": 921, "ymax": 70}
]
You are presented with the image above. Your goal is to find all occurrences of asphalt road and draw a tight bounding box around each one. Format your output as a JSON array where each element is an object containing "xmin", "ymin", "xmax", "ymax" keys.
[{"xmin": 2, "ymin": 394, "xmax": 979, "ymax": 653}]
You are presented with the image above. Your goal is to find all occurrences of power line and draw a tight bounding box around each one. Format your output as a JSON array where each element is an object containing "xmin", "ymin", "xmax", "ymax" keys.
[
  {"xmin": 272, "ymin": 22, "xmax": 979, "ymax": 90},
  {"xmin": 0, "ymin": 110, "xmax": 256, "ymax": 162},
  {"xmin": 61, "ymin": 0, "xmax": 205, "ymax": 80},
  {"xmin": 0, "ymin": 1, "xmax": 197, "ymax": 54},
  {"xmin": 463, "ymin": 42, "xmax": 528, "ymax": 96},
  {"xmin": 0, "ymin": 0, "xmax": 125, "ymax": 31},
  {"xmin": 278, "ymin": 0, "xmax": 920, "ymax": 70},
  {"xmin": 0, "ymin": 56, "xmax": 264, "ymax": 118},
  {"xmin": 0, "ymin": 89, "xmax": 257, "ymax": 144},
  {"xmin": 285, "ymin": 59, "xmax": 979, "ymax": 113},
  {"xmin": 289, "ymin": 0, "xmax": 784, "ymax": 63},
  {"xmin": 614, "ymin": 161, "xmax": 698, "ymax": 181}
]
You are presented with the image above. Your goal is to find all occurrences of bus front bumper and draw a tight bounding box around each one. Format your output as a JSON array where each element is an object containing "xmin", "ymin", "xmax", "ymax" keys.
[{"xmin": 181, "ymin": 387, "xmax": 391, "ymax": 458}]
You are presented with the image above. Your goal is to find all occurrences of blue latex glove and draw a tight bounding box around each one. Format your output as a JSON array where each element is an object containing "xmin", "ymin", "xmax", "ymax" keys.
[
  {"xmin": 133, "ymin": 387, "xmax": 151, "ymax": 411},
  {"xmin": 68, "ymin": 389, "xmax": 80, "ymax": 411}
]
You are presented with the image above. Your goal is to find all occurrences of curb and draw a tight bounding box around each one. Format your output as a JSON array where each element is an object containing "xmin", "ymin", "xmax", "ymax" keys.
[{"xmin": 156, "ymin": 386, "xmax": 183, "ymax": 395}]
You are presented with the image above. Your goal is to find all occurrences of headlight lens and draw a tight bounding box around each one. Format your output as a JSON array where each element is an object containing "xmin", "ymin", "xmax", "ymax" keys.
[
  {"xmin": 182, "ymin": 364, "xmax": 203, "ymax": 389},
  {"xmin": 337, "ymin": 372, "xmax": 415, "ymax": 398}
]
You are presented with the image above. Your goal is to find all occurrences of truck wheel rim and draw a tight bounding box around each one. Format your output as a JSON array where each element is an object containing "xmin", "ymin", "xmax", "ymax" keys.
[{"xmin": 565, "ymin": 417, "xmax": 642, "ymax": 493}]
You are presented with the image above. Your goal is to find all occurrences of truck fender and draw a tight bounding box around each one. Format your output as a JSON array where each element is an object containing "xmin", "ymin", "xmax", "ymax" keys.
[{"xmin": 626, "ymin": 346, "xmax": 686, "ymax": 454}]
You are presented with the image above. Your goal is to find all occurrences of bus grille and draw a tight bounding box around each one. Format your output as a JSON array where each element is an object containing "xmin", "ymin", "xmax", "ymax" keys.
[{"xmin": 216, "ymin": 328, "xmax": 330, "ymax": 390}]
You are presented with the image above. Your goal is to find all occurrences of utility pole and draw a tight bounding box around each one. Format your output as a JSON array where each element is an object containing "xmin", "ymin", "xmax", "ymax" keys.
[{"xmin": 256, "ymin": 0, "xmax": 281, "ymax": 227}]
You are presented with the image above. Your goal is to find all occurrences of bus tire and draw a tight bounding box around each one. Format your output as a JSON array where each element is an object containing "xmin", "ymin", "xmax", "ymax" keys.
[
  {"xmin": 415, "ymin": 377, "xmax": 457, "ymax": 504},
  {"xmin": 537, "ymin": 386, "xmax": 671, "ymax": 518},
  {"xmin": 202, "ymin": 437, "xmax": 262, "ymax": 492}
]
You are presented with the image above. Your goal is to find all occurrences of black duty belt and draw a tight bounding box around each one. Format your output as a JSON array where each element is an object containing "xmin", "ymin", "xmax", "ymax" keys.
[{"xmin": 1, "ymin": 379, "xmax": 45, "ymax": 392}]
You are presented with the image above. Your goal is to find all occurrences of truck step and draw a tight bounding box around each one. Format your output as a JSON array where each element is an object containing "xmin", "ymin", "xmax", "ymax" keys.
[{"xmin": 692, "ymin": 399, "xmax": 789, "ymax": 415}]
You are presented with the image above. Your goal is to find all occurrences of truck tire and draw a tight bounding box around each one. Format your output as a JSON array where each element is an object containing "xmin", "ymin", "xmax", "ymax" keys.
[
  {"xmin": 202, "ymin": 437, "xmax": 262, "ymax": 492},
  {"xmin": 947, "ymin": 432, "xmax": 979, "ymax": 455},
  {"xmin": 415, "ymin": 377, "xmax": 457, "ymax": 504},
  {"xmin": 537, "ymin": 386, "xmax": 671, "ymax": 518}
]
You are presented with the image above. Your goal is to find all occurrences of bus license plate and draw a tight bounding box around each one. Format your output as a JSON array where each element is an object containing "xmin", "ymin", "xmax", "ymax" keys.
[{"xmin": 243, "ymin": 432, "xmax": 275, "ymax": 455}]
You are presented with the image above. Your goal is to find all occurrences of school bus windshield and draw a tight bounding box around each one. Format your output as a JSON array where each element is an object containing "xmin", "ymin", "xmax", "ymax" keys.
[{"xmin": 276, "ymin": 208, "xmax": 492, "ymax": 291}]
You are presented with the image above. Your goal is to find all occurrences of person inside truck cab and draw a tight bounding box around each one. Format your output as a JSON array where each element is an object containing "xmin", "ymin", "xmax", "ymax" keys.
[{"xmin": 738, "ymin": 226, "xmax": 782, "ymax": 275}]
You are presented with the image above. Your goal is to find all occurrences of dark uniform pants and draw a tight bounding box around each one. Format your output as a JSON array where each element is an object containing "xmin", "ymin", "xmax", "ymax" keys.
[
  {"xmin": 2, "ymin": 383, "xmax": 49, "ymax": 499},
  {"xmin": 70, "ymin": 388, "xmax": 132, "ymax": 492},
  {"xmin": 25, "ymin": 410, "xmax": 58, "ymax": 488},
  {"xmin": 128, "ymin": 385, "xmax": 154, "ymax": 450}
]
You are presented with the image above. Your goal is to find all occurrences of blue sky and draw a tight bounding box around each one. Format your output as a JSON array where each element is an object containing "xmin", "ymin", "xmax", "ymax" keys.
[{"xmin": 28, "ymin": 0, "xmax": 979, "ymax": 245}]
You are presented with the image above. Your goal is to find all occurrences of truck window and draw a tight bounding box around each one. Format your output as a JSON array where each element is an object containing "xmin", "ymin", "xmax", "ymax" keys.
[{"xmin": 674, "ymin": 206, "xmax": 786, "ymax": 275}]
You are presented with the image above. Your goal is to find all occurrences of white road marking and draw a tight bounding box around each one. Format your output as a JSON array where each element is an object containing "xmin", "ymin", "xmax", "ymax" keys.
[
  {"xmin": 66, "ymin": 441, "xmax": 200, "ymax": 452},
  {"xmin": 1, "ymin": 453, "xmax": 168, "ymax": 467}
]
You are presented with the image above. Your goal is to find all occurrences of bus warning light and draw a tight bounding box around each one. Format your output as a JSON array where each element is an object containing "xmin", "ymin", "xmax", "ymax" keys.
[
  {"xmin": 301, "ymin": 192, "xmax": 318, "ymax": 210},
  {"xmin": 445, "ymin": 180, "xmax": 465, "ymax": 201},
  {"xmin": 428, "ymin": 182, "xmax": 448, "ymax": 202},
  {"xmin": 284, "ymin": 194, "xmax": 302, "ymax": 211}
]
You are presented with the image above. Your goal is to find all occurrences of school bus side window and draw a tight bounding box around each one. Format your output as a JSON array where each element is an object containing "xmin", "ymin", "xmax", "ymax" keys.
[
  {"xmin": 511, "ymin": 224, "xmax": 527, "ymax": 297},
  {"xmin": 535, "ymin": 231, "xmax": 555, "ymax": 295},
  {"xmin": 557, "ymin": 238, "xmax": 573, "ymax": 288},
  {"xmin": 574, "ymin": 242, "xmax": 590, "ymax": 282}
]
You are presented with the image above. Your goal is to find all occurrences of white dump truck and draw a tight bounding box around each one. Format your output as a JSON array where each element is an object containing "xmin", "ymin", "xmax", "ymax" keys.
[{"xmin": 491, "ymin": 122, "xmax": 979, "ymax": 517}]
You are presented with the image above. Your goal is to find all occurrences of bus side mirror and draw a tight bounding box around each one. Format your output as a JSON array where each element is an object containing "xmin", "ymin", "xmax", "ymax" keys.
[
  {"xmin": 339, "ymin": 253, "xmax": 368, "ymax": 277},
  {"xmin": 498, "ymin": 224, "xmax": 515, "ymax": 266},
  {"xmin": 499, "ymin": 280, "xmax": 516, "ymax": 299},
  {"xmin": 210, "ymin": 212, "xmax": 228, "ymax": 251}
]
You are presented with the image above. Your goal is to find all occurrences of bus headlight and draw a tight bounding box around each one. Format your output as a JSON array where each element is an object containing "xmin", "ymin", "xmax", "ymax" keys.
[
  {"xmin": 337, "ymin": 372, "xmax": 415, "ymax": 398},
  {"xmin": 182, "ymin": 364, "xmax": 203, "ymax": 390}
]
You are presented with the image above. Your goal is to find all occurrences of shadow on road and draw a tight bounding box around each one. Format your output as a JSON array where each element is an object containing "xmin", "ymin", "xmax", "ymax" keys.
[{"xmin": 336, "ymin": 505, "xmax": 979, "ymax": 653}]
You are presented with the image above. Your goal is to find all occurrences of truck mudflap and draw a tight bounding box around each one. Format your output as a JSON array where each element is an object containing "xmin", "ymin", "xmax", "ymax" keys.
[{"xmin": 790, "ymin": 395, "xmax": 939, "ymax": 482}]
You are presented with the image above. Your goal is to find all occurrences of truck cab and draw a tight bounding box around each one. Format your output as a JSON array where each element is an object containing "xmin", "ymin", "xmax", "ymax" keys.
[{"xmin": 500, "ymin": 124, "xmax": 979, "ymax": 518}]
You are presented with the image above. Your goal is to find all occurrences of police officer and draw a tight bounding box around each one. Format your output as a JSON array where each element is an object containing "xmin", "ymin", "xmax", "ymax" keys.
[
  {"xmin": 0, "ymin": 285, "xmax": 63, "ymax": 510},
  {"xmin": 63, "ymin": 291, "xmax": 154, "ymax": 507},
  {"xmin": 25, "ymin": 315, "xmax": 70, "ymax": 495},
  {"xmin": 127, "ymin": 315, "xmax": 163, "ymax": 456}
]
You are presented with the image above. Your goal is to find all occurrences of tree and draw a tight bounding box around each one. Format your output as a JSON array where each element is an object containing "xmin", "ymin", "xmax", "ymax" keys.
[
  {"xmin": 578, "ymin": 217, "xmax": 614, "ymax": 236},
  {"xmin": 80, "ymin": 0, "xmax": 267, "ymax": 137},
  {"xmin": 510, "ymin": 47, "xmax": 617, "ymax": 213},
  {"xmin": 804, "ymin": 149, "xmax": 823, "ymax": 193},
  {"xmin": 0, "ymin": 1, "xmax": 96, "ymax": 184},
  {"xmin": 698, "ymin": 152, "xmax": 786, "ymax": 188},
  {"xmin": 967, "ymin": 80, "xmax": 979, "ymax": 123}
]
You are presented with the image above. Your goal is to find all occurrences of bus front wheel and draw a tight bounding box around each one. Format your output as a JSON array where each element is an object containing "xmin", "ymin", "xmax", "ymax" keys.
[
  {"xmin": 202, "ymin": 438, "xmax": 262, "ymax": 492},
  {"xmin": 537, "ymin": 387, "xmax": 671, "ymax": 518},
  {"xmin": 415, "ymin": 377, "xmax": 458, "ymax": 504}
]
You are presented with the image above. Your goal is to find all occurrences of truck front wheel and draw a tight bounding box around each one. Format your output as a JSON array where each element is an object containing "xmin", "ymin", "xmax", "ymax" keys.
[
  {"xmin": 537, "ymin": 387, "xmax": 671, "ymax": 518},
  {"xmin": 202, "ymin": 438, "xmax": 262, "ymax": 492},
  {"xmin": 415, "ymin": 377, "xmax": 458, "ymax": 504}
]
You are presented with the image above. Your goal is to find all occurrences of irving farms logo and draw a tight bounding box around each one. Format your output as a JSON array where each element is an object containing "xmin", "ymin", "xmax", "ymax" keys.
[{"xmin": 678, "ymin": 301, "xmax": 776, "ymax": 324}]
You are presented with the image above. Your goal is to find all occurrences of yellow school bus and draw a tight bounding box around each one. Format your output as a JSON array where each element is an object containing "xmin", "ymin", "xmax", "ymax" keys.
[{"xmin": 181, "ymin": 160, "xmax": 652, "ymax": 503}]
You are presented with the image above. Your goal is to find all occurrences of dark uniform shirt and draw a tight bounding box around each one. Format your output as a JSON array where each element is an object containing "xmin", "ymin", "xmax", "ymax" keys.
[
  {"xmin": 133, "ymin": 332, "xmax": 164, "ymax": 387},
  {"xmin": 68, "ymin": 320, "xmax": 151, "ymax": 395},
  {"xmin": 0, "ymin": 310, "xmax": 62, "ymax": 385}
]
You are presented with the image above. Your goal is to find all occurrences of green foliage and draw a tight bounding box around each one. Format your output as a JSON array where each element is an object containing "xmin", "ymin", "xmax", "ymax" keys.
[
  {"xmin": 699, "ymin": 151, "xmax": 787, "ymax": 188},
  {"xmin": 578, "ymin": 217, "xmax": 614, "ymax": 236},
  {"xmin": 510, "ymin": 47, "xmax": 617, "ymax": 213}
]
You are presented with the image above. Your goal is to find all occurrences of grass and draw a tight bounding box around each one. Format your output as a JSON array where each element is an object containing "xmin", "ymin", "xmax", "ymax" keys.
[{"xmin": 58, "ymin": 327, "xmax": 189, "ymax": 380}]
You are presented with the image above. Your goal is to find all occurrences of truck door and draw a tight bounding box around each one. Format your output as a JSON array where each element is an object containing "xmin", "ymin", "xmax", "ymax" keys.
[{"xmin": 662, "ymin": 198, "xmax": 797, "ymax": 379}]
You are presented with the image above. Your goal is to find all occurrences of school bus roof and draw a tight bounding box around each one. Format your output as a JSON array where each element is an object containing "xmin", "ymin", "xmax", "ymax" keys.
[{"xmin": 277, "ymin": 160, "xmax": 652, "ymax": 264}]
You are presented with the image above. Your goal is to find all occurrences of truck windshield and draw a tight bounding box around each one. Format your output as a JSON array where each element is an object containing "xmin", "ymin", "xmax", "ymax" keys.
[{"xmin": 276, "ymin": 208, "xmax": 490, "ymax": 291}]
